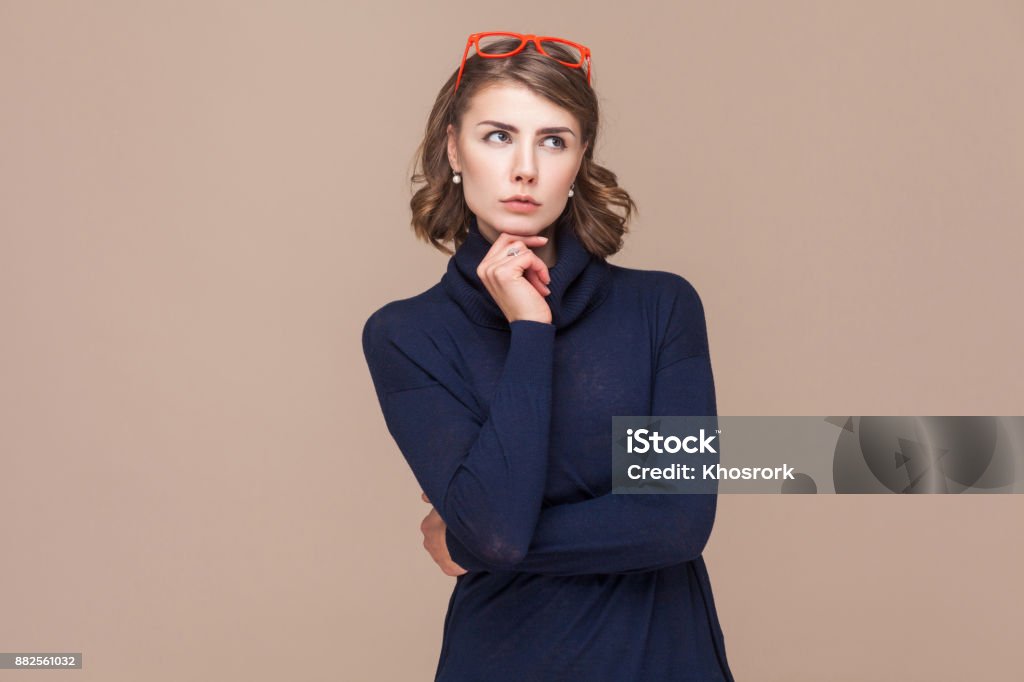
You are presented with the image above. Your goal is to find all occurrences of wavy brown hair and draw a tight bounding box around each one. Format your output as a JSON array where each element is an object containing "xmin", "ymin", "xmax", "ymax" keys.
[{"xmin": 409, "ymin": 37, "xmax": 637, "ymax": 258}]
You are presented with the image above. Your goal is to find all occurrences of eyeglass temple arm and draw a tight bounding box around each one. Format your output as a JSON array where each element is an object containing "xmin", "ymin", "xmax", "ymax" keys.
[{"xmin": 455, "ymin": 38, "xmax": 474, "ymax": 92}]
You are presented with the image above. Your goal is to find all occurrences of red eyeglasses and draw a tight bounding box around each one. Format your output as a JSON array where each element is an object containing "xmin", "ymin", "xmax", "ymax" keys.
[{"xmin": 454, "ymin": 31, "xmax": 593, "ymax": 94}]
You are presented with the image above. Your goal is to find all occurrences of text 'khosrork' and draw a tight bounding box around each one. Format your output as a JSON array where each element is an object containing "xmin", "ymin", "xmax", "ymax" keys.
[{"xmin": 626, "ymin": 463, "xmax": 796, "ymax": 481}]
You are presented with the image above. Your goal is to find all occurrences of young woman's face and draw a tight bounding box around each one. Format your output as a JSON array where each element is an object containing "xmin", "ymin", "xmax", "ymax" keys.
[{"xmin": 447, "ymin": 83, "xmax": 588, "ymax": 241}]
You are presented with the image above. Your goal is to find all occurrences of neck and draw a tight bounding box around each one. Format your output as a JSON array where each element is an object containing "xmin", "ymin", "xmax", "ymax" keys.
[
  {"xmin": 476, "ymin": 221, "xmax": 558, "ymax": 269},
  {"xmin": 445, "ymin": 214, "xmax": 613, "ymax": 330}
]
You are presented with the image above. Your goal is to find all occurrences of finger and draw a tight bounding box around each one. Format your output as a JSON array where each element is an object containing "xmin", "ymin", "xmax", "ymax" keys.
[
  {"xmin": 481, "ymin": 232, "xmax": 518, "ymax": 265},
  {"xmin": 480, "ymin": 234, "xmax": 549, "ymax": 270},
  {"xmin": 524, "ymin": 268, "xmax": 551, "ymax": 296},
  {"xmin": 478, "ymin": 235, "xmax": 518, "ymax": 280},
  {"xmin": 421, "ymin": 492, "xmax": 430, "ymax": 503},
  {"xmin": 483, "ymin": 237, "xmax": 531, "ymax": 273},
  {"xmin": 526, "ymin": 253, "xmax": 551, "ymax": 286},
  {"xmin": 490, "ymin": 232, "xmax": 548, "ymax": 252},
  {"xmin": 484, "ymin": 240, "xmax": 526, "ymax": 282},
  {"xmin": 444, "ymin": 563, "xmax": 469, "ymax": 577},
  {"xmin": 499, "ymin": 241, "xmax": 550, "ymax": 286},
  {"xmin": 496, "ymin": 250, "xmax": 550, "ymax": 289}
]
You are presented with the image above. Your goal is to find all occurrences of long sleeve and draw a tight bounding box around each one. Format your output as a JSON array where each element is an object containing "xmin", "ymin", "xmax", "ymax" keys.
[
  {"xmin": 446, "ymin": 276, "xmax": 719, "ymax": 576},
  {"xmin": 362, "ymin": 309, "xmax": 556, "ymax": 569}
]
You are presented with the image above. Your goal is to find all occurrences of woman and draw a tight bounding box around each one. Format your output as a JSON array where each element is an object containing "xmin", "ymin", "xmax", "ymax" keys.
[{"xmin": 362, "ymin": 31, "xmax": 734, "ymax": 681}]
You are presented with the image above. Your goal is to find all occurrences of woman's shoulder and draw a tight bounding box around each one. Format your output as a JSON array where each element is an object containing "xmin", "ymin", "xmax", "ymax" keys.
[
  {"xmin": 362, "ymin": 283, "xmax": 448, "ymax": 345},
  {"xmin": 361, "ymin": 283, "xmax": 474, "ymax": 397},
  {"xmin": 607, "ymin": 262, "xmax": 706, "ymax": 309},
  {"xmin": 606, "ymin": 264, "xmax": 711, "ymax": 359}
]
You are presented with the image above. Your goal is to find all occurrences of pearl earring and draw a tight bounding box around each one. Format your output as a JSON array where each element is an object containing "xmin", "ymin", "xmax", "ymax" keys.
[
  {"xmin": 452, "ymin": 172, "xmax": 462, "ymax": 184},
  {"xmin": 568, "ymin": 182, "xmax": 575, "ymax": 198}
]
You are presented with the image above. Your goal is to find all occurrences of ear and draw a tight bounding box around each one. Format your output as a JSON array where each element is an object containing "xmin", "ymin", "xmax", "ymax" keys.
[{"xmin": 446, "ymin": 124, "xmax": 460, "ymax": 172}]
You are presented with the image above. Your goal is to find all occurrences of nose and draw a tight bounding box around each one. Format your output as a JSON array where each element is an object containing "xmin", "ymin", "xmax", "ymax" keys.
[{"xmin": 511, "ymin": 145, "xmax": 538, "ymax": 185}]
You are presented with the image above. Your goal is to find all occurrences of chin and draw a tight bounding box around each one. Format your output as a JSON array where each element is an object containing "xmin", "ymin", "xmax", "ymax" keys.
[
  {"xmin": 501, "ymin": 211, "xmax": 556, "ymax": 228},
  {"xmin": 486, "ymin": 215, "xmax": 540, "ymax": 233}
]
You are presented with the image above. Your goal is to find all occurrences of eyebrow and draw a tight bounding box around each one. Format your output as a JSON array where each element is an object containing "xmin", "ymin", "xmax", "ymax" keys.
[{"xmin": 476, "ymin": 120, "xmax": 577, "ymax": 137}]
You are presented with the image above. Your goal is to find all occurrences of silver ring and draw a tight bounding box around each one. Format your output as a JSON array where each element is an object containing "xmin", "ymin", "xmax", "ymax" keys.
[{"xmin": 506, "ymin": 247, "xmax": 520, "ymax": 257}]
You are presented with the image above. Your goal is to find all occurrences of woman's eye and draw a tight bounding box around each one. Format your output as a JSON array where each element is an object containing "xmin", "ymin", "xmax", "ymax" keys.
[{"xmin": 483, "ymin": 131, "xmax": 567, "ymax": 149}]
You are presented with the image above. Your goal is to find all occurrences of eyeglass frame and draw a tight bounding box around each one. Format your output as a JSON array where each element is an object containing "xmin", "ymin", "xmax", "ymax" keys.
[{"xmin": 454, "ymin": 31, "xmax": 593, "ymax": 94}]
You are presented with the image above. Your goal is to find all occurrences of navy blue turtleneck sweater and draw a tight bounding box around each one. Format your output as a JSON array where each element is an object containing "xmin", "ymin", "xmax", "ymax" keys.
[{"xmin": 362, "ymin": 216, "xmax": 734, "ymax": 681}]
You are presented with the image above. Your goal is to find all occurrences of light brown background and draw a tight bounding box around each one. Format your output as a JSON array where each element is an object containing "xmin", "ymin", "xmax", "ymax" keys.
[{"xmin": 2, "ymin": 2, "xmax": 1022, "ymax": 680}]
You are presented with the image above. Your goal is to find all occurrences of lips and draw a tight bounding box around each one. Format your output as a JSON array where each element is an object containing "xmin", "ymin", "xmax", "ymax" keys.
[
  {"xmin": 502, "ymin": 199, "xmax": 540, "ymax": 213},
  {"xmin": 502, "ymin": 196, "xmax": 540, "ymax": 205}
]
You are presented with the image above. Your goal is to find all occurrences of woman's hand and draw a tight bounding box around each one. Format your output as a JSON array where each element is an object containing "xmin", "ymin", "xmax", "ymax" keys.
[
  {"xmin": 420, "ymin": 492, "xmax": 468, "ymax": 577},
  {"xmin": 477, "ymin": 232, "xmax": 553, "ymax": 325}
]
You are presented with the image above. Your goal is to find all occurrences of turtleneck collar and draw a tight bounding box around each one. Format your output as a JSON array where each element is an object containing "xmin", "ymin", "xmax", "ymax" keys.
[{"xmin": 441, "ymin": 215, "xmax": 613, "ymax": 331}]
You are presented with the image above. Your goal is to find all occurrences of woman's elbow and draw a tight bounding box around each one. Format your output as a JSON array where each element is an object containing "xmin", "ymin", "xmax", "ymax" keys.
[
  {"xmin": 445, "ymin": 510, "xmax": 533, "ymax": 570},
  {"xmin": 471, "ymin": 533, "xmax": 529, "ymax": 569}
]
